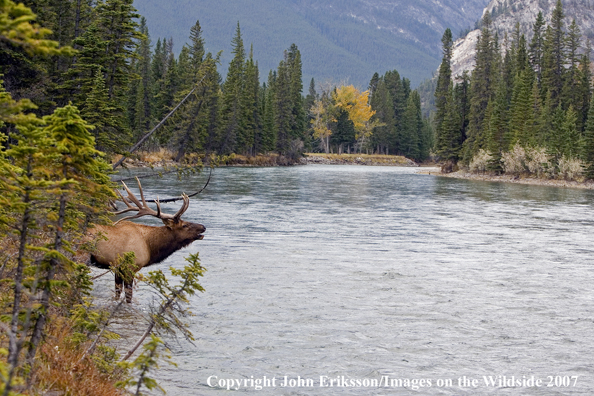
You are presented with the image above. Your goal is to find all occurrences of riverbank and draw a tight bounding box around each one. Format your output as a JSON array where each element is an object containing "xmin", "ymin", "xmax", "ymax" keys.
[
  {"xmin": 301, "ymin": 153, "xmax": 418, "ymax": 166},
  {"xmin": 434, "ymin": 170, "xmax": 594, "ymax": 190},
  {"xmin": 111, "ymin": 150, "xmax": 421, "ymax": 168}
]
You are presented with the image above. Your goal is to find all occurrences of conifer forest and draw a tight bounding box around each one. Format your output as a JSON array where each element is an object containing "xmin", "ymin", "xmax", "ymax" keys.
[
  {"xmin": 1, "ymin": 0, "xmax": 594, "ymax": 394},
  {"xmin": 434, "ymin": 1, "xmax": 594, "ymax": 179}
]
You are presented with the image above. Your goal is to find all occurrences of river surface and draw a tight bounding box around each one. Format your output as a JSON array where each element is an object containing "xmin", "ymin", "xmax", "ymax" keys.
[{"xmin": 94, "ymin": 165, "xmax": 594, "ymax": 395}]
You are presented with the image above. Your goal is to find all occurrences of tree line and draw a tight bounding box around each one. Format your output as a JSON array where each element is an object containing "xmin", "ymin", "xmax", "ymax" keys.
[
  {"xmin": 434, "ymin": 0, "xmax": 594, "ymax": 179},
  {"xmin": 2, "ymin": 0, "xmax": 435, "ymax": 164}
]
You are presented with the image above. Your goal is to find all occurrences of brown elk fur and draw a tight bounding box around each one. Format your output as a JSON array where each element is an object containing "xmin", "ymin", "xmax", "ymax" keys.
[{"xmin": 90, "ymin": 219, "xmax": 205, "ymax": 302}]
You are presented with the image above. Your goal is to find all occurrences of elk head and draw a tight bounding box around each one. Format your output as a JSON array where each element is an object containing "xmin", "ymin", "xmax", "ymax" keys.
[{"xmin": 113, "ymin": 178, "xmax": 206, "ymax": 244}]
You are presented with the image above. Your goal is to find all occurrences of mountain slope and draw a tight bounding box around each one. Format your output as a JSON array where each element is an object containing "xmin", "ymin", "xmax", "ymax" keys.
[
  {"xmin": 450, "ymin": 0, "xmax": 594, "ymax": 76},
  {"xmin": 133, "ymin": 0, "xmax": 489, "ymax": 87}
]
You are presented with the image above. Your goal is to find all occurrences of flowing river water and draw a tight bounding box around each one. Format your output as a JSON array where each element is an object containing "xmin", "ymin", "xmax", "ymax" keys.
[{"xmin": 94, "ymin": 165, "xmax": 594, "ymax": 395}]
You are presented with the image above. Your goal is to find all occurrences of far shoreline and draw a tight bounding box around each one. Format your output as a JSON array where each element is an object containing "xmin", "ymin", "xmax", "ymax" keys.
[
  {"xmin": 112, "ymin": 151, "xmax": 594, "ymax": 190},
  {"xmin": 427, "ymin": 170, "xmax": 594, "ymax": 190}
]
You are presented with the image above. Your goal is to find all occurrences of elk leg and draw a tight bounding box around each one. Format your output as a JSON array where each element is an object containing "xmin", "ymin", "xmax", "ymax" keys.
[
  {"xmin": 114, "ymin": 273, "xmax": 124, "ymax": 300},
  {"xmin": 124, "ymin": 279, "xmax": 133, "ymax": 303}
]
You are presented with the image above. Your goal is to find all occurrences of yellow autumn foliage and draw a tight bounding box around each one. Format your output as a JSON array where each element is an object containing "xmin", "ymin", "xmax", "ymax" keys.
[{"xmin": 332, "ymin": 85, "xmax": 375, "ymax": 133}]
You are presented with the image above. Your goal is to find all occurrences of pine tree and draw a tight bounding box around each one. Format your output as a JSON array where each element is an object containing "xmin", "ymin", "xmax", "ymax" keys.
[
  {"xmin": 562, "ymin": 19, "xmax": 581, "ymax": 112},
  {"xmin": 384, "ymin": 69, "xmax": 406, "ymax": 152},
  {"xmin": 219, "ymin": 22, "xmax": 245, "ymax": 154},
  {"xmin": 509, "ymin": 69, "xmax": 535, "ymax": 147},
  {"xmin": 81, "ymin": 67, "xmax": 123, "ymax": 151},
  {"xmin": 237, "ymin": 46, "xmax": 260, "ymax": 155},
  {"xmin": 303, "ymin": 77, "xmax": 317, "ymax": 150},
  {"xmin": 401, "ymin": 90, "xmax": 422, "ymax": 160},
  {"xmin": 464, "ymin": 11, "xmax": 499, "ymax": 163},
  {"xmin": 131, "ymin": 16, "xmax": 152, "ymax": 139},
  {"xmin": 583, "ymin": 95, "xmax": 594, "ymax": 178},
  {"xmin": 369, "ymin": 72, "xmax": 380, "ymax": 95},
  {"xmin": 60, "ymin": 23, "xmax": 107, "ymax": 107},
  {"xmin": 576, "ymin": 41, "xmax": 592, "ymax": 133},
  {"xmin": 529, "ymin": 12, "xmax": 546, "ymax": 87},
  {"xmin": 172, "ymin": 21, "xmax": 220, "ymax": 160},
  {"xmin": 260, "ymin": 71, "xmax": 277, "ymax": 153},
  {"xmin": 435, "ymin": 28, "xmax": 453, "ymax": 161},
  {"xmin": 274, "ymin": 56, "xmax": 293, "ymax": 154},
  {"xmin": 541, "ymin": 0, "xmax": 565, "ymax": 108},
  {"xmin": 370, "ymin": 78, "xmax": 395, "ymax": 154},
  {"xmin": 487, "ymin": 78, "xmax": 511, "ymax": 173},
  {"xmin": 287, "ymin": 44, "xmax": 305, "ymax": 143}
]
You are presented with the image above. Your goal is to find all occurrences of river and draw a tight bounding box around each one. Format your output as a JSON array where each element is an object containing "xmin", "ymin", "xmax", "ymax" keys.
[{"xmin": 95, "ymin": 165, "xmax": 594, "ymax": 395}]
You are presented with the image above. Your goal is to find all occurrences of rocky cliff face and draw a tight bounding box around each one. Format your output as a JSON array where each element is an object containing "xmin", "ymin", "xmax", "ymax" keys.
[{"xmin": 450, "ymin": 0, "xmax": 594, "ymax": 77}]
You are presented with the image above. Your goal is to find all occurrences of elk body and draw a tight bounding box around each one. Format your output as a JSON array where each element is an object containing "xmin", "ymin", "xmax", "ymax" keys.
[{"xmin": 90, "ymin": 179, "xmax": 206, "ymax": 302}]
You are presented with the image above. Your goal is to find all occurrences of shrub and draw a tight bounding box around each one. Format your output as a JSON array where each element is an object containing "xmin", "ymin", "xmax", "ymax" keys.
[
  {"xmin": 469, "ymin": 149, "xmax": 492, "ymax": 173},
  {"xmin": 557, "ymin": 156, "xmax": 583, "ymax": 181},
  {"xmin": 502, "ymin": 144, "xmax": 527, "ymax": 175},
  {"xmin": 524, "ymin": 147, "xmax": 550, "ymax": 178}
]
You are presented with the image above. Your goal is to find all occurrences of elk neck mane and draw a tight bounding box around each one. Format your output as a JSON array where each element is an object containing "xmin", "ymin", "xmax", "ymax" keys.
[{"xmin": 138, "ymin": 222, "xmax": 195, "ymax": 266}]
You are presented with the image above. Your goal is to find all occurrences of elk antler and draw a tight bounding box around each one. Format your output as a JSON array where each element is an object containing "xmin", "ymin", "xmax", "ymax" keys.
[{"xmin": 112, "ymin": 177, "xmax": 190, "ymax": 226}]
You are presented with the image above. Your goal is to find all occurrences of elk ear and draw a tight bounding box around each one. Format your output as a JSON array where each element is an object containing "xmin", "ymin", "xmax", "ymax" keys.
[{"xmin": 162, "ymin": 218, "xmax": 177, "ymax": 229}]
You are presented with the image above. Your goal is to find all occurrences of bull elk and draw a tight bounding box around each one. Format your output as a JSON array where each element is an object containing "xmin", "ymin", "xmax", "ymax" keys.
[{"xmin": 90, "ymin": 178, "xmax": 206, "ymax": 302}]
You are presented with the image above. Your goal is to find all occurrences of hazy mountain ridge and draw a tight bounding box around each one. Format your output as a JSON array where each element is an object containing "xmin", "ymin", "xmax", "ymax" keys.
[
  {"xmin": 290, "ymin": 0, "xmax": 490, "ymax": 53},
  {"xmin": 133, "ymin": 0, "xmax": 489, "ymax": 87},
  {"xmin": 451, "ymin": 0, "xmax": 594, "ymax": 76}
]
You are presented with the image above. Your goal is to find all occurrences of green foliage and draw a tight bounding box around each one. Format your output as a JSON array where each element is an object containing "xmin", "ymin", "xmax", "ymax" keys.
[{"xmin": 117, "ymin": 334, "xmax": 174, "ymax": 396}]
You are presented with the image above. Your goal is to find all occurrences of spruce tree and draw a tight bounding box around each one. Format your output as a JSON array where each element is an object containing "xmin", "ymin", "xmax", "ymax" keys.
[
  {"xmin": 583, "ymin": 95, "xmax": 594, "ymax": 178},
  {"xmin": 487, "ymin": 78, "xmax": 511, "ymax": 173},
  {"xmin": 401, "ymin": 90, "xmax": 422, "ymax": 160},
  {"xmin": 435, "ymin": 28, "xmax": 453, "ymax": 161},
  {"xmin": 529, "ymin": 12, "xmax": 546, "ymax": 88},
  {"xmin": 369, "ymin": 78, "xmax": 395, "ymax": 154},
  {"xmin": 219, "ymin": 22, "xmax": 245, "ymax": 154},
  {"xmin": 384, "ymin": 69, "xmax": 406, "ymax": 152},
  {"xmin": 260, "ymin": 71, "xmax": 277, "ymax": 153},
  {"xmin": 577, "ymin": 41, "xmax": 592, "ymax": 133},
  {"xmin": 274, "ymin": 56, "xmax": 293, "ymax": 154},
  {"xmin": 541, "ymin": 0, "xmax": 565, "ymax": 108},
  {"xmin": 563, "ymin": 19, "xmax": 581, "ymax": 113},
  {"xmin": 131, "ymin": 17, "xmax": 152, "ymax": 140},
  {"xmin": 464, "ymin": 11, "xmax": 499, "ymax": 163},
  {"xmin": 287, "ymin": 44, "xmax": 305, "ymax": 143},
  {"xmin": 237, "ymin": 46, "xmax": 260, "ymax": 155}
]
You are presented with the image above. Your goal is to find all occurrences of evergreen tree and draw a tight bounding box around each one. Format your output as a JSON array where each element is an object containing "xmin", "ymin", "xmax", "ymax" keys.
[
  {"xmin": 274, "ymin": 55, "xmax": 293, "ymax": 154},
  {"xmin": 384, "ymin": 69, "xmax": 406, "ymax": 152},
  {"xmin": 487, "ymin": 78, "xmax": 511, "ymax": 173},
  {"xmin": 563, "ymin": 19, "xmax": 581, "ymax": 112},
  {"xmin": 370, "ymin": 77, "xmax": 395, "ymax": 154},
  {"xmin": 237, "ymin": 46, "xmax": 260, "ymax": 155},
  {"xmin": 171, "ymin": 21, "xmax": 220, "ymax": 160},
  {"xmin": 583, "ymin": 94, "xmax": 594, "ymax": 178},
  {"xmin": 434, "ymin": 28, "xmax": 453, "ymax": 151},
  {"xmin": 464, "ymin": 11, "xmax": 499, "ymax": 163},
  {"xmin": 529, "ymin": 12, "xmax": 546, "ymax": 87},
  {"xmin": 303, "ymin": 77, "xmax": 317, "ymax": 150},
  {"xmin": 576, "ymin": 41, "xmax": 592, "ymax": 133},
  {"xmin": 131, "ymin": 16, "xmax": 152, "ymax": 139},
  {"xmin": 60, "ymin": 23, "xmax": 107, "ymax": 106},
  {"xmin": 401, "ymin": 90, "xmax": 422, "ymax": 160},
  {"xmin": 369, "ymin": 72, "xmax": 380, "ymax": 95},
  {"xmin": 219, "ymin": 22, "xmax": 245, "ymax": 154},
  {"xmin": 81, "ymin": 68, "xmax": 123, "ymax": 151},
  {"xmin": 287, "ymin": 44, "xmax": 305, "ymax": 143},
  {"xmin": 541, "ymin": 0, "xmax": 565, "ymax": 108},
  {"xmin": 260, "ymin": 71, "xmax": 277, "ymax": 153},
  {"xmin": 509, "ymin": 69, "xmax": 536, "ymax": 147}
]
